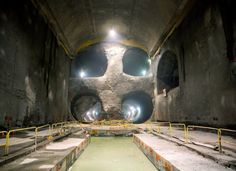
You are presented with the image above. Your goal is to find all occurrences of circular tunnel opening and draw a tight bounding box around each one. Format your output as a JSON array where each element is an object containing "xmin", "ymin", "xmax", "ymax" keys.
[
  {"xmin": 121, "ymin": 91, "xmax": 153, "ymax": 124},
  {"xmin": 71, "ymin": 93, "xmax": 103, "ymax": 122},
  {"xmin": 122, "ymin": 47, "xmax": 150, "ymax": 76},
  {"xmin": 157, "ymin": 50, "xmax": 179, "ymax": 94},
  {"xmin": 71, "ymin": 43, "xmax": 108, "ymax": 78}
]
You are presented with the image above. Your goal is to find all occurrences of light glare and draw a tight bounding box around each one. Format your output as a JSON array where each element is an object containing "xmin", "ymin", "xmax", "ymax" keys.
[
  {"xmin": 141, "ymin": 70, "xmax": 147, "ymax": 76},
  {"xmin": 79, "ymin": 71, "xmax": 86, "ymax": 78},
  {"xmin": 109, "ymin": 29, "xmax": 117, "ymax": 37}
]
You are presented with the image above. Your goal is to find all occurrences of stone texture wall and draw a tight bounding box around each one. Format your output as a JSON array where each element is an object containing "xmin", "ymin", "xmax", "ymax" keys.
[
  {"xmin": 0, "ymin": 0, "xmax": 70, "ymax": 128},
  {"xmin": 69, "ymin": 43, "xmax": 154, "ymax": 120},
  {"xmin": 153, "ymin": 1, "xmax": 236, "ymax": 128}
]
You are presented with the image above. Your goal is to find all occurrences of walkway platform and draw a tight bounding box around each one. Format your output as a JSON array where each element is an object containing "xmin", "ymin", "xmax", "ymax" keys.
[
  {"xmin": 134, "ymin": 133, "xmax": 233, "ymax": 171},
  {"xmin": 0, "ymin": 132, "xmax": 90, "ymax": 171}
]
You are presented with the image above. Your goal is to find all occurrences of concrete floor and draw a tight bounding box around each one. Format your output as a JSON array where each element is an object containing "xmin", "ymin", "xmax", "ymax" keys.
[
  {"xmin": 135, "ymin": 134, "xmax": 233, "ymax": 171},
  {"xmin": 138, "ymin": 124, "xmax": 236, "ymax": 152},
  {"xmin": 0, "ymin": 124, "xmax": 235, "ymax": 170},
  {"xmin": 70, "ymin": 137, "xmax": 157, "ymax": 171},
  {"xmin": 0, "ymin": 132, "xmax": 87, "ymax": 171}
]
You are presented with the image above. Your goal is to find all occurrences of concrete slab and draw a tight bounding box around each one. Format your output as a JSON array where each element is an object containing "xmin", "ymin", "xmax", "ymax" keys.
[
  {"xmin": 134, "ymin": 134, "xmax": 233, "ymax": 171},
  {"xmin": 137, "ymin": 124, "xmax": 236, "ymax": 153},
  {"xmin": 0, "ymin": 132, "xmax": 89, "ymax": 171}
]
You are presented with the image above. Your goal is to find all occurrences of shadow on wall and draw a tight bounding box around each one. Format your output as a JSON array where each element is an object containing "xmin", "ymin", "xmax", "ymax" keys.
[
  {"xmin": 122, "ymin": 91, "xmax": 153, "ymax": 124},
  {"xmin": 157, "ymin": 50, "xmax": 179, "ymax": 94}
]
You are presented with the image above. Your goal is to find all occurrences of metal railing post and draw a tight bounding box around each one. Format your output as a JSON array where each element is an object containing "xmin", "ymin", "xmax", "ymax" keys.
[
  {"xmin": 183, "ymin": 124, "xmax": 187, "ymax": 143},
  {"xmin": 168, "ymin": 122, "xmax": 172, "ymax": 136},
  {"xmin": 157, "ymin": 124, "xmax": 161, "ymax": 133},
  {"xmin": 35, "ymin": 128, "xmax": 38, "ymax": 151},
  {"xmin": 186, "ymin": 126, "xmax": 189, "ymax": 143},
  {"xmin": 218, "ymin": 129, "xmax": 222, "ymax": 153},
  {"xmin": 5, "ymin": 131, "xmax": 10, "ymax": 155}
]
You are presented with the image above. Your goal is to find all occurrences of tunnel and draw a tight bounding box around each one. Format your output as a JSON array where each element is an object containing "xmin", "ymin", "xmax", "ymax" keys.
[
  {"xmin": 157, "ymin": 50, "xmax": 179, "ymax": 94},
  {"xmin": 122, "ymin": 47, "xmax": 150, "ymax": 76},
  {"xmin": 71, "ymin": 44, "xmax": 108, "ymax": 78},
  {"xmin": 0, "ymin": 0, "xmax": 236, "ymax": 170},
  {"xmin": 70, "ymin": 93, "xmax": 103, "ymax": 122},
  {"xmin": 121, "ymin": 91, "xmax": 153, "ymax": 124}
]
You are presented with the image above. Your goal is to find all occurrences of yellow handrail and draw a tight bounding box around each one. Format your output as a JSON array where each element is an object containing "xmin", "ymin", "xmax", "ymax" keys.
[
  {"xmin": 153, "ymin": 122, "xmax": 172, "ymax": 136},
  {"xmin": 220, "ymin": 128, "xmax": 236, "ymax": 133},
  {"xmin": 52, "ymin": 122, "xmax": 67, "ymax": 135},
  {"xmin": 35, "ymin": 124, "xmax": 51, "ymax": 150},
  {"xmin": 152, "ymin": 122, "xmax": 236, "ymax": 153},
  {"xmin": 171, "ymin": 123, "xmax": 187, "ymax": 143},
  {"xmin": 2, "ymin": 121, "xmax": 80, "ymax": 156},
  {"xmin": 186, "ymin": 125, "xmax": 221, "ymax": 152},
  {"xmin": 220, "ymin": 128, "xmax": 236, "ymax": 151},
  {"xmin": 5, "ymin": 127, "xmax": 36, "ymax": 155}
]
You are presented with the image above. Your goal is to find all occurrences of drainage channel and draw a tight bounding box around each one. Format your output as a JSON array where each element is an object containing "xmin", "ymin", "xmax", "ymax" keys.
[{"xmin": 69, "ymin": 137, "xmax": 157, "ymax": 171}]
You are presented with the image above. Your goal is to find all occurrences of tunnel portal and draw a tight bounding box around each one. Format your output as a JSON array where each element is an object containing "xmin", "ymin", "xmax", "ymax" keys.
[
  {"xmin": 70, "ymin": 93, "xmax": 102, "ymax": 122},
  {"xmin": 122, "ymin": 91, "xmax": 153, "ymax": 123}
]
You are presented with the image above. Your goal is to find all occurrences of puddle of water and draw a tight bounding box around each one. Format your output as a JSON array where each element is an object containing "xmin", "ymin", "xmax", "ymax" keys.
[{"xmin": 71, "ymin": 137, "xmax": 157, "ymax": 171}]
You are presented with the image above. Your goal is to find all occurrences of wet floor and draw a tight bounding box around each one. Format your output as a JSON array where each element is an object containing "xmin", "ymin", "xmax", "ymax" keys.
[{"xmin": 70, "ymin": 137, "xmax": 157, "ymax": 171}]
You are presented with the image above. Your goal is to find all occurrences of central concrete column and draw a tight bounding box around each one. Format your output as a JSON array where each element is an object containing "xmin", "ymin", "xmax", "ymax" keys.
[{"xmin": 99, "ymin": 44, "xmax": 126, "ymax": 116}]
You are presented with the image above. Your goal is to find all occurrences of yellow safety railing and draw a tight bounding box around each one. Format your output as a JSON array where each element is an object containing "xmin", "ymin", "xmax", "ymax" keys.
[
  {"xmin": 62, "ymin": 122, "xmax": 76, "ymax": 133},
  {"xmin": 52, "ymin": 121, "xmax": 79, "ymax": 135},
  {"xmin": 35, "ymin": 124, "xmax": 51, "ymax": 150},
  {"xmin": 220, "ymin": 128, "xmax": 236, "ymax": 152},
  {"xmin": 151, "ymin": 122, "xmax": 236, "ymax": 153},
  {"xmin": 51, "ymin": 122, "xmax": 67, "ymax": 135},
  {"xmin": 2, "ymin": 121, "xmax": 81, "ymax": 156},
  {"xmin": 171, "ymin": 123, "xmax": 187, "ymax": 143},
  {"xmin": 153, "ymin": 122, "xmax": 172, "ymax": 136},
  {"xmin": 186, "ymin": 125, "xmax": 221, "ymax": 152},
  {"xmin": 5, "ymin": 127, "xmax": 36, "ymax": 155}
]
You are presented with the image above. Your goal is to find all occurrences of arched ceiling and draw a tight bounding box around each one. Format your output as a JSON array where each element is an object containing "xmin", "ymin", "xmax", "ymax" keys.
[{"xmin": 32, "ymin": 0, "xmax": 195, "ymax": 57}]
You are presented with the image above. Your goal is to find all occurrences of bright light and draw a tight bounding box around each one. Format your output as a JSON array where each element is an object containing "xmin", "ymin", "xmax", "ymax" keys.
[
  {"xmin": 79, "ymin": 70, "xmax": 86, "ymax": 78},
  {"xmin": 148, "ymin": 59, "xmax": 151, "ymax": 64},
  {"xmin": 141, "ymin": 70, "xmax": 147, "ymax": 76},
  {"xmin": 137, "ymin": 106, "xmax": 141, "ymax": 114},
  {"xmin": 130, "ymin": 106, "xmax": 135, "ymax": 113},
  {"xmin": 109, "ymin": 29, "xmax": 117, "ymax": 37}
]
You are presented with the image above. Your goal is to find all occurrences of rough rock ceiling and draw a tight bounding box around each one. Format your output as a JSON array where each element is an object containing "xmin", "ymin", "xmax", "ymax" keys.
[{"xmin": 32, "ymin": 0, "xmax": 194, "ymax": 57}]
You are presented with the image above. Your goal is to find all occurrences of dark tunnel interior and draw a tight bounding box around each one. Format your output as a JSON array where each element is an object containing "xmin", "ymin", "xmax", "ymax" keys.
[
  {"xmin": 71, "ymin": 44, "xmax": 108, "ymax": 78},
  {"xmin": 123, "ymin": 47, "xmax": 150, "ymax": 76},
  {"xmin": 71, "ymin": 93, "xmax": 102, "ymax": 122},
  {"xmin": 157, "ymin": 50, "xmax": 179, "ymax": 94},
  {"xmin": 121, "ymin": 91, "xmax": 153, "ymax": 123}
]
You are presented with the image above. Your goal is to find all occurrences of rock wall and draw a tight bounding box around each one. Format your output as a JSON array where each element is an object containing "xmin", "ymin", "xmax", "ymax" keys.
[
  {"xmin": 153, "ymin": 1, "xmax": 236, "ymax": 128},
  {"xmin": 0, "ymin": 0, "xmax": 70, "ymax": 128},
  {"xmin": 69, "ymin": 43, "xmax": 154, "ymax": 120}
]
